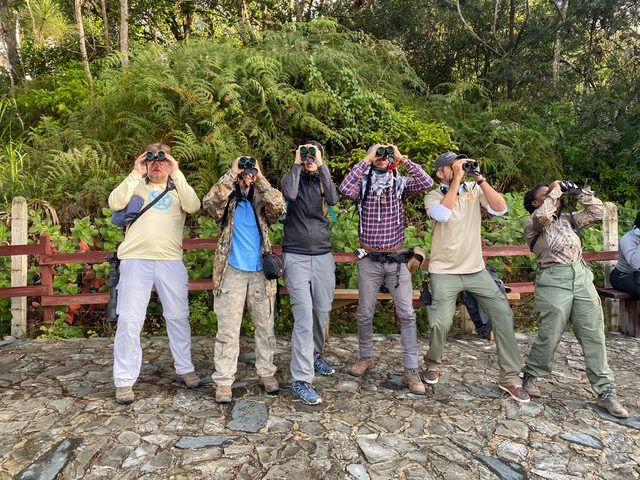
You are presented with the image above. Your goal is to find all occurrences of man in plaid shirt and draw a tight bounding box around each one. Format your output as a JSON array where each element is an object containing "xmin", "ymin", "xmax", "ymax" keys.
[{"xmin": 339, "ymin": 144, "xmax": 433, "ymax": 394}]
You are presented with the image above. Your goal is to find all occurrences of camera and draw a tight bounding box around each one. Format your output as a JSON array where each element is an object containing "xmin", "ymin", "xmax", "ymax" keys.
[
  {"xmin": 299, "ymin": 145, "xmax": 316, "ymax": 164},
  {"xmin": 238, "ymin": 156, "xmax": 258, "ymax": 176},
  {"xmin": 106, "ymin": 253, "xmax": 120, "ymax": 323},
  {"xmin": 375, "ymin": 146, "xmax": 396, "ymax": 164},
  {"xmin": 145, "ymin": 151, "xmax": 167, "ymax": 162},
  {"xmin": 354, "ymin": 248, "xmax": 368, "ymax": 260},
  {"xmin": 462, "ymin": 160, "xmax": 479, "ymax": 172}
]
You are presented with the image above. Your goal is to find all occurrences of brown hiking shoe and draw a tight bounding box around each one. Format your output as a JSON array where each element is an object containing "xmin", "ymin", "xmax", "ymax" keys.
[
  {"xmin": 349, "ymin": 357, "xmax": 374, "ymax": 377},
  {"xmin": 403, "ymin": 369, "xmax": 426, "ymax": 395},
  {"xmin": 522, "ymin": 374, "xmax": 541, "ymax": 398},
  {"xmin": 259, "ymin": 376, "xmax": 280, "ymax": 393},
  {"xmin": 215, "ymin": 385, "xmax": 232, "ymax": 403},
  {"xmin": 499, "ymin": 384, "xmax": 530, "ymax": 403},
  {"xmin": 178, "ymin": 371, "xmax": 201, "ymax": 388},
  {"xmin": 115, "ymin": 386, "xmax": 134, "ymax": 405},
  {"xmin": 597, "ymin": 389, "xmax": 629, "ymax": 418},
  {"xmin": 422, "ymin": 368, "xmax": 440, "ymax": 385}
]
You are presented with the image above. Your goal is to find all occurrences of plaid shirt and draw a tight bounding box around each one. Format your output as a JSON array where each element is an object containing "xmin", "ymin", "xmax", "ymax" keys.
[{"xmin": 339, "ymin": 160, "xmax": 433, "ymax": 250}]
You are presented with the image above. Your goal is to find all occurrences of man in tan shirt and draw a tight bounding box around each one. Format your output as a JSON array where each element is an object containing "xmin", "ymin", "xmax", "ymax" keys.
[{"xmin": 109, "ymin": 143, "xmax": 201, "ymax": 404}]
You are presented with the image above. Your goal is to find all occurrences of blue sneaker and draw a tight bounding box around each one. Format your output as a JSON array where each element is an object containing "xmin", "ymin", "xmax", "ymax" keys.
[
  {"xmin": 314, "ymin": 356, "xmax": 336, "ymax": 376},
  {"xmin": 291, "ymin": 381, "xmax": 322, "ymax": 405}
]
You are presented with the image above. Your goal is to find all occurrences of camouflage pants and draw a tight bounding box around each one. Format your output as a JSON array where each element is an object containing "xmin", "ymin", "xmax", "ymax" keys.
[{"xmin": 212, "ymin": 265, "xmax": 277, "ymax": 387}]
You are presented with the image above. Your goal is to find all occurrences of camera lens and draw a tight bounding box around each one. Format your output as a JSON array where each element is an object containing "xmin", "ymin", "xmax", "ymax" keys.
[
  {"xmin": 299, "ymin": 146, "xmax": 308, "ymax": 154},
  {"xmin": 463, "ymin": 161, "xmax": 479, "ymax": 171},
  {"xmin": 239, "ymin": 156, "xmax": 248, "ymax": 167},
  {"xmin": 385, "ymin": 146, "xmax": 394, "ymax": 154},
  {"xmin": 157, "ymin": 151, "xmax": 166, "ymax": 160},
  {"xmin": 247, "ymin": 157, "xmax": 256, "ymax": 165},
  {"xmin": 308, "ymin": 146, "xmax": 316, "ymax": 155},
  {"xmin": 145, "ymin": 151, "xmax": 154, "ymax": 161},
  {"xmin": 376, "ymin": 147, "xmax": 385, "ymax": 156}
]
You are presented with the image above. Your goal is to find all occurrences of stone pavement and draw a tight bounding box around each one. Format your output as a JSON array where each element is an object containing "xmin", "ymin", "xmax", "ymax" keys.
[{"xmin": 0, "ymin": 333, "xmax": 639, "ymax": 480}]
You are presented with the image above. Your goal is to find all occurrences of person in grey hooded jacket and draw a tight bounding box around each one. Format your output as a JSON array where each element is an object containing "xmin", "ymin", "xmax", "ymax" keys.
[{"xmin": 281, "ymin": 141, "xmax": 339, "ymax": 405}]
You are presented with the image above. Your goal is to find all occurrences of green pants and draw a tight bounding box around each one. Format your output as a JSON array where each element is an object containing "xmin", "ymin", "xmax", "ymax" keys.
[
  {"xmin": 425, "ymin": 270, "xmax": 523, "ymax": 386},
  {"xmin": 522, "ymin": 262, "xmax": 614, "ymax": 394}
]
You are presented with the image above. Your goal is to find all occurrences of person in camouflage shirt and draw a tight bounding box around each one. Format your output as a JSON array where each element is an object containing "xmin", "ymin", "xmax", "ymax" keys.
[{"xmin": 203, "ymin": 156, "xmax": 285, "ymax": 403}]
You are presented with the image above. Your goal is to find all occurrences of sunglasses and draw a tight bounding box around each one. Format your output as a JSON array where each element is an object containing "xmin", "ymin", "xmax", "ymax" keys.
[{"xmin": 145, "ymin": 151, "xmax": 167, "ymax": 162}]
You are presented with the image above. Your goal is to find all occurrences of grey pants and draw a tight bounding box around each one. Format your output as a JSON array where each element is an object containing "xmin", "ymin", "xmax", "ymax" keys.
[
  {"xmin": 212, "ymin": 265, "xmax": 277, "ymax": 387},
  {"xmin": 356, "ymin": 256, "xmax": 418, "ymax": 369},
  {"xmin": 284, "ymin": 252, "xmax": 335, "ymax": 384}
]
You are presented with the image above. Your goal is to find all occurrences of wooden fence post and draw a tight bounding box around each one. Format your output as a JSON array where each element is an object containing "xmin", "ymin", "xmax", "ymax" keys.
[
  {"xmin": 10, "ymin": 196, "xmax": 28, "ymax": 337},
  {"xmin": 602, "ymin": 202, "xmax": 619, "ymax": 332}
]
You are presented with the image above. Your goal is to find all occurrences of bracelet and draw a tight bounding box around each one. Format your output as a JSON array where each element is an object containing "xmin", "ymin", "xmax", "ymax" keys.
[{"xmin": 476, "ymin": 177, "xmax": 485, "ymax": 185}]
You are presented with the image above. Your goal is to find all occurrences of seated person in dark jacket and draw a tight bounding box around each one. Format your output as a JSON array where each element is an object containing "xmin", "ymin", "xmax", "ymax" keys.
[{"xmin": 609, "ymin": 211, "xmax": 640, "ymax": 299}]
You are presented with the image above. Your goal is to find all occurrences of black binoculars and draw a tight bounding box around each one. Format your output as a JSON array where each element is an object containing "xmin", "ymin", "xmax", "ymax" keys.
[
  {"xmin": 238, "ymin": 156, "xmax": 258, "ymax": 175},
  {"xmin": 299, "ymin": 145, "xmax": 316, "ymax": 163},
  {"xmin": 106, "ymin": 253, "xmax": 120, "ymax": 323},
  {"xmin": 145, "ymin": 151, "xmax": 167, "ymax": 161},
  {"xmin": 376, "ymin": 146, "xmax": 394, "ymax": 156},
  {"xmin": 462, "ymin": 160, "xmax": 479, "ymax": 171}
]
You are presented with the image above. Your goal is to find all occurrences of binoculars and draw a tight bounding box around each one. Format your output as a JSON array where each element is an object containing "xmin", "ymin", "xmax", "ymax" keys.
[
  {"xmin": 238, "ymin": 156, "xmax": 258, "ymax": 176},
  {"xmin": 376, "ymin": 146, "xmax": 394, "ymax": 156},
  {"xmin": 145, "ymin": 151, "xmax": 167, "ymax": 161},
  {"xmin": 462, "ymin": 160, "xmax": 479, "ymax": 172},
  {"xmin": 299, "ymin": 146, "xmax": 316, "ymax": 163}
]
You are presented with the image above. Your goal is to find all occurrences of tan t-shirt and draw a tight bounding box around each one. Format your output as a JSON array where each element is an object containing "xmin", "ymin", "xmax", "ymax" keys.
[
  {"xmin": 108, "ymin": 170, "xmax": 200, "ymax": 260},
  {"xmin": 424, "ymin": 183, "xmax": 489, "ymax": 274}
]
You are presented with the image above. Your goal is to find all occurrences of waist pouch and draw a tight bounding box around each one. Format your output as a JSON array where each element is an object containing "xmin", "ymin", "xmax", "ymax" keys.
[{"xmin": 368, "ymin": 250, "xmax": 413, "ymax": 264}]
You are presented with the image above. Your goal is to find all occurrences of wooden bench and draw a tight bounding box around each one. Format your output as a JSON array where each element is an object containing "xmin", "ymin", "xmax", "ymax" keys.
[{"xmin": 596, "ymin": 287, "xmax": 640, "ymax": 337}]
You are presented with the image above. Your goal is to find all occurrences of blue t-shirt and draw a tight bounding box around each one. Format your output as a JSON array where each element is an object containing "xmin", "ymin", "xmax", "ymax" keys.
[{"xmin": 229, "ymin": 200, "xmax": 262, "ymax": 272}]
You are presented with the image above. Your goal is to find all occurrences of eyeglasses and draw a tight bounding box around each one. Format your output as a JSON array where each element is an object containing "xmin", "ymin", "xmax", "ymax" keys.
[
  {"xmin": 376, "ymin": 146, "xmax": 394, "ymax": 156},
  {"xmin": 145, "ymin": 151, "xmax": 167, "ymax": 162},
  {"xmin": 239, "ymin": 156, "xmax": 257, "ymax": 168}
]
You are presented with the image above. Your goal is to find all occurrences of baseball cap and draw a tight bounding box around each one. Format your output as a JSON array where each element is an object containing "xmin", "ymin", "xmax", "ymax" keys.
[{"xmin": 435, "ymin": 151, "xmax": 468, "ymax": 171}]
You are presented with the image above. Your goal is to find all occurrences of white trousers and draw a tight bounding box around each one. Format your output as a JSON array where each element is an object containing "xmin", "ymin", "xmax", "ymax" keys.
[{"xmin": 113, "ymin": 259, "xmax": 194, "ymax": 387}]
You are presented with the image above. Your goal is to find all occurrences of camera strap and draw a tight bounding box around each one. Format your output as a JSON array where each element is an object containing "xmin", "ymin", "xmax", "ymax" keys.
[
  {"xmin": 220, "ymin": 184, "xmax": 255, "ymax": 230},
  {"xmin": 127, "ymin": 177, "xmax": 176, "ymax": 230}
]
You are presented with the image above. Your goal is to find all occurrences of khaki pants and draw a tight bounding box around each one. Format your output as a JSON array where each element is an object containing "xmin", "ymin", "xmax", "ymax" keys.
[
  {"xmin": 212, "ymin": 266, "xmax": 277, "ymax": 387},
  {"xmin": 522, "ymin": 262, "xmax": 614, "ymax": 394},
  {"xmin": 425, "ymin": 269, "xmax": 523, "ymax": 386}
]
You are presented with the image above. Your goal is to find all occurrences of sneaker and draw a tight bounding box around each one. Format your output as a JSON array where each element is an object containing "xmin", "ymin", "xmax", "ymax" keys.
[
  {"xmin": 259, "ymin": 376, "xmax": 280, "ymax": 393},
  {"xmin": 115, "ymin": 386, "xmax": 134, "ymax": 405},
  {"xmin": 597, "ymin": 388, "xmax": 629, "ymax": 418},
  {"xmin": 422, "ymin": 368, "xmax": 440, "ymax": 385},
  {"xmin": 522, "ymin": 373, "xmax": 541, "ymax": 398},
  {"xmin": 314, "ymin": 356, "xmax": 336, "ymax": 376},
  {"xmin": 291, "ymin": 381, "xmax": 322, "ymax": 405},
  {"xmin": 402, "ymin": 368, "xmax": 426, "ymax": 395},
  {"xmin": 499, "ymin": 384, "xmax": 531, "ymax": 403},
  {"xmin": 215, "ymin": 385, "xmax": 232, "ymax": 403},
  {"xmin": 349, "ymin": 357, "xmax": 374, "ymax": 377},
  {"xmin": 178, "ymin": 371, "xmax": 201, "ymax": 388}
]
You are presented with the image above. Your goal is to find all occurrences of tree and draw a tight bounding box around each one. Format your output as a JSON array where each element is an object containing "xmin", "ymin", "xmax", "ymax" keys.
[
  {"xmin": 120, "ymin": 0, "xmax": 128, "ymax": 67},
  {"xmin": 74, "ymin": 0, "xmax": 93, "ymax": 89},
  {"xmin": 0, "ymin": 0, "xmax": 25, "ymax": 87}
]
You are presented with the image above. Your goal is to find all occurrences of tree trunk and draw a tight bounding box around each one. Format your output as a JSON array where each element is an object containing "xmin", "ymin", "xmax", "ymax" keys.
[
  {"xmin": 552, "ymin": 0, "xmax": 569, "ymax": 90},
  {"xmin": 74, "ymin": 0, "xmax": 93, "ymax": 90},
  {"xmin": 100, "ymin": 0, "xmax": 110, "ymax": 50},
  {"xmin": 296, "ymin": 0, "xmax": 305, "ymax": 22},
  {"xmin": 120, "ymin": 0, "xmax": 128, "ymax": 67},
  {"xmin": 236, "ymin": 0, "xmax": 249, "ymax": 23},
  {"xmin": 0, "ymin": 0, "xmax": 24, "ymax": 87}
]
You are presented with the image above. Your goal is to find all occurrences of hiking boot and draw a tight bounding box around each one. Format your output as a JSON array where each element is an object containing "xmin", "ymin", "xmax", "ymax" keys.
[
  {"xmin": 522, "ymin": 373, "xmax": 541, "ymax": 398},
  {"xmin": 402, "ymin": 368, "xmax": 426, "ymax": 395},
  {"xmin": 314, "ymin": 356, "xmax": 336, "ymax": 376},
  {"xmin": 215, "ymin": 385, "xmax": 232, "ymax": 403},
  {"xmin": 291, "ymin": 381, "xmax": 322, "ymax": 405},
  {"xmin": 349, "ymin": 357, "xmax": 374, "ymax": 377},
  {"xmin": 422, "ymin": 368, "xmax": 440, "ymax": 385},
  {"xmin": 115, "ymin": 386, "xmax": 134, "ymax": 405},
  {"xmin": 499, "ymin": 384, "xmax": 531, "ymax": 403},
  {"xmin": 597, "ymin": 388, "xmax": 629, "ymax": 418},
  {"xmin": 259, "ymin": 376, "xmax": 280, "ymax": 393},
  {"xmin": 178, "ymin": 371, "xmax": 201, "ymax": 388}
]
